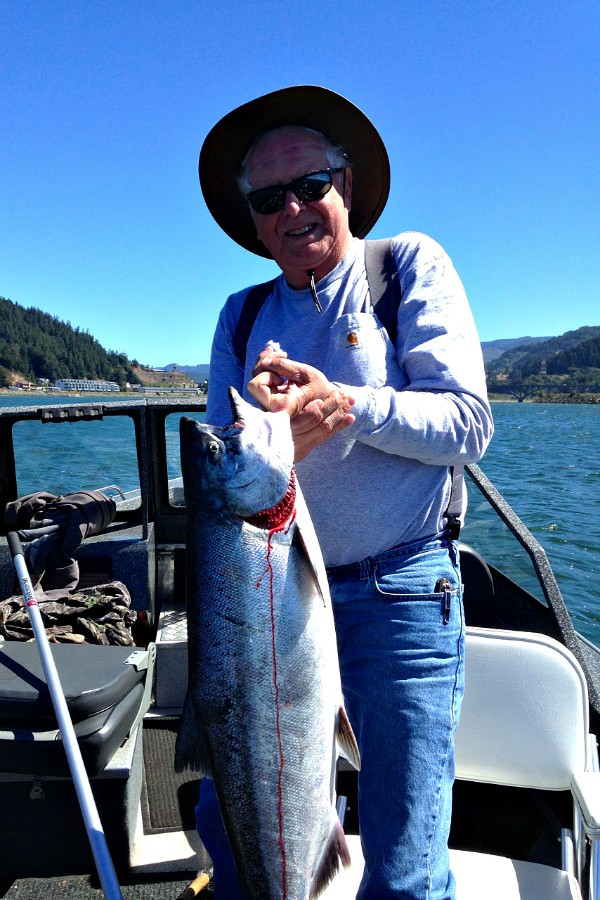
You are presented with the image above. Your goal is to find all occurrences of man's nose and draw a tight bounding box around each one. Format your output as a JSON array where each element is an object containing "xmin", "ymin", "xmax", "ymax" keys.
[{"xmin": 283, "ymin": 190, "xmax": 305, "ymax": 214}]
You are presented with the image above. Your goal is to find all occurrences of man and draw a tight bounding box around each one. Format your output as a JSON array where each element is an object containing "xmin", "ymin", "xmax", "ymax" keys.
[{"xmin": 199, "ymin": 85, "xmax": 493, "ymax": 899}]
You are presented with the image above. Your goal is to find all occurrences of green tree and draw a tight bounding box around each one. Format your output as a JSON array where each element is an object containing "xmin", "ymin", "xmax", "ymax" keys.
[{"xmin": 0, "ymin": 295, "xmax": 144, "ymax": 385}]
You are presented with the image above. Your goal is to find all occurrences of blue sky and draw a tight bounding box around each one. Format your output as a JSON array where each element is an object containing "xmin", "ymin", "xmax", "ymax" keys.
[{"xmin": 2, "ymin": 1, "xmax": 598, "ymax": 367}]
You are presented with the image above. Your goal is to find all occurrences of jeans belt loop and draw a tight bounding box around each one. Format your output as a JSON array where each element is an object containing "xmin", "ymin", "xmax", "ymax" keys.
[{"xmin": 359, "ymin": 558, "xmax": 372, "ymax": 580}]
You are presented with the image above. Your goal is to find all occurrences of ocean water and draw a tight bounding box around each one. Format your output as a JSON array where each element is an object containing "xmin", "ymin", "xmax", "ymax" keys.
[
  {"xmin": 2, "ymin": 395, "xmax": 599, "ymax": 643},
  {"xmin": 465, "ymin": 402, "xmax": 600, "ymax": 643}
]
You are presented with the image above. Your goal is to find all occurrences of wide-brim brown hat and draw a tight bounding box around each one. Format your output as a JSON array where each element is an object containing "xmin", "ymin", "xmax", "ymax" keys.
[{"xmin": 199, "ymin": 85, "xmax": 390, "ymax": 258}]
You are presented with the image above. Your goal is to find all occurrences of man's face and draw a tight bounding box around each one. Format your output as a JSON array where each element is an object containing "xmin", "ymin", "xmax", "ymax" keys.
[{"xmin": 245, "ymin": 128, "xmax": 352, "ymax": 288}]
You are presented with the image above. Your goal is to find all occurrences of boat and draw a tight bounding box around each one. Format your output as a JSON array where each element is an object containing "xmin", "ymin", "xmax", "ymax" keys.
[{"xmin": 0, "ymin": 395, "xmax": 598, "ymax": 900}]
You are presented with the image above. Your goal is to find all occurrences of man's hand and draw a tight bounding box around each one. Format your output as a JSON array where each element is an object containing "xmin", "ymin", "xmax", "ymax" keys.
[
  {"xmin": 289, "ymin": 391, "xmax": 356, "ymax": 461},
  {"xmin": 248, "ymin": 350, "xmax": 356, "ymax": 461}
]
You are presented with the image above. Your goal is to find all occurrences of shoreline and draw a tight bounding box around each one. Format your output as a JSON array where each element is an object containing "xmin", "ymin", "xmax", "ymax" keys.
[
  {"xmin": 0, "ymin": 388, "xmax": 206, "ymax": 398},
  {"xmin": 1, "ymin": 389, "xmax": 597, "ymax": 404},
  {"xmin": 488, "ymin": 393, "xmax": 600, "ymax": 404}
]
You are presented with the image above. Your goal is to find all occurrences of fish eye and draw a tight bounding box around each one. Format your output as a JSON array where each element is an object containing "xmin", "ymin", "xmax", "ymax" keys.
[{"xmin": 207, "ymin": 440, "xmax": 221, "ymax": 456}]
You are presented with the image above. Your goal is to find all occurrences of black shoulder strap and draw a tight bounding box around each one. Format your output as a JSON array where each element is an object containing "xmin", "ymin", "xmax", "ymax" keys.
[
  {"xmin": 232, "ymin": 277, "xmax": 278, "ymax": 366},
  {"xmin": 232, "ymin": 240, "xmax": 403, "ymax": 366}
]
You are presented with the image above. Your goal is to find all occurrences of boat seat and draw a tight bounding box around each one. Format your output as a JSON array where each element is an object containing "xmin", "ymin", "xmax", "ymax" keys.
[
  {"xmin": 324, "ymin": 628, "xmax": 597, "ymax": 900},
  {"xmin": 322, "ymin": 839, "xmax": 582, "ymax": 899},
  {"xmin": 459, "ymin": 542, "xmax": 496, "ymax": 627},
  {"xmin": 0, "ymin": 641, "xmax": 155, "ymax": 777}
]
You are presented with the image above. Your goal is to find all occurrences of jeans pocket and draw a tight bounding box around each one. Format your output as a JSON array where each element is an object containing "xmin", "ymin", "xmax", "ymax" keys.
[
  {"xmin": 372, "ymin": 543, "xmax": 460, "ymax": 593},
  {"xmin": 371, "ymin": 547, "xmax": 462, "ymax": 628}
]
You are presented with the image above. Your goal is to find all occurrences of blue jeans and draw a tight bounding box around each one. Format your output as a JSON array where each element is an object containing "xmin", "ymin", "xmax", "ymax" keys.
[
  {"xmin": 195, "ymin": 533, "xmax": 464, "ymax": 900},
  {"xmin": 328, "ymin": 533, "xmax": 464, "ymax": 899}
]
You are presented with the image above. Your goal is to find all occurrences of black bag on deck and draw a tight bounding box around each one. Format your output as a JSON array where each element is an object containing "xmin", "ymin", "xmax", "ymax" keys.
[
  {"xmin": 4, "ymin": 489, "xmax": 117, "ymax": 590},
  {"xmin": 2, "ymin": 489, "xmax": 137, "ymax": 645}
]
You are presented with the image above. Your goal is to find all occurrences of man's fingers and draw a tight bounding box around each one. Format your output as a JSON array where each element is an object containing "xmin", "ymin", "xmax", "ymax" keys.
[
  {"xmin": 252, "ymin": 348, "xmax": 288, "ymax": 378},
  {"xmin": 291, "ymin": 399, "xmax": 326, "ymax": 434},
  {"xmin": 255, "ymin": 358, "xmax": 330, "ymax": 405},
  {"xmin": 292, "ymin": 410, "xmax": 356, "ymax": 462},
  {"xmin": 292, "ymin": 392, "xmax": 354, "ymax": 434},
  {"xmin": 257, "ymin": 356, "xmax": 301, "ymax": 380},
  {"xmin": 249, "ymin": 357, "xmax": 334, "ymax": 415},
  {"xmin": 247, "ymin": 370, "xmax": 286, "ymax": 411},
  {"xmin": 247, "ymin": 355, "xmax": 356, "ymax": 462}
]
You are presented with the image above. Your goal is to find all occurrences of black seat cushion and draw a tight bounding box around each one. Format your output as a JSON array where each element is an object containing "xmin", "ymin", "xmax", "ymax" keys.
[
  {"xmin": 0, "ymin": 643, "xmax": 146, "ymax": 776},
  {"xmin": 0, "ymin": 643, "xmax": 143, "ymax": 723}
]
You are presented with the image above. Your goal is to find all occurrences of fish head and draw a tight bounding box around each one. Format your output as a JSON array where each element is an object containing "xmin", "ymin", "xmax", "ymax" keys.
[{"xmin": 180, "ymin": 388, "xmax": 295, "ymax": 520}]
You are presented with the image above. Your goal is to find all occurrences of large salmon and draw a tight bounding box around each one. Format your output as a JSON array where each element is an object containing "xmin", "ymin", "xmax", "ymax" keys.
[{"xmin": 175, "ymin": 388, "xmax": 360, "ymax": 899}]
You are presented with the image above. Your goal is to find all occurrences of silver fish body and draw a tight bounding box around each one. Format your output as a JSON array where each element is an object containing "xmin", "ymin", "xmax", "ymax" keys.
[{"xmin": 175, "ymin": 389, "xmax": 359, "ymax": 899}]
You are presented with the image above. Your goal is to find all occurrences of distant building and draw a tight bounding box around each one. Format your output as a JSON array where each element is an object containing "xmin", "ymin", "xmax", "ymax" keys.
[{"xmin": 53, "ymin": 378, "xmax": 120, "ymax": 392}]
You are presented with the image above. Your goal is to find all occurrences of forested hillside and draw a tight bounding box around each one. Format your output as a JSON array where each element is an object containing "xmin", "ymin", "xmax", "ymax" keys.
[
  {"xmin": 544, "ymin": 334, "xmax": 600, "ymax": 374},
  {"xmin": 480, "ymin": 335, "xmax": 552, "ymax": 365},
  {"xmin": 486, "ymin": 326, "xmax": 600, "ymax": 380},
  {"xmin": 0, "ymin": 296, "xmax": 140, "ymax": 388}
]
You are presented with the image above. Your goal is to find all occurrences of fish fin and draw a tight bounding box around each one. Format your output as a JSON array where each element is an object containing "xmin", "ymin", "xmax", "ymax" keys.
[
  {"xmin": 174, "ymin": 696, "xmax": 213, "ymax": 775},
  {"xmin": 337, "ymin": 705, "xmax": 361, "ymax": 771},
  {"xmin": 292, "ymin": 484, "xmax": 331, "ymax": 605},
  {"xmin": 309, "ymin": 816, "xmax": 352, "ymax": 899}
]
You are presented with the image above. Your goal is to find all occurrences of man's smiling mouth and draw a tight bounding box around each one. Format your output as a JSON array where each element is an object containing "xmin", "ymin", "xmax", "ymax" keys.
[{"xmin": 287, "ymin": 224, "xmax": 315, "ymax": 237}]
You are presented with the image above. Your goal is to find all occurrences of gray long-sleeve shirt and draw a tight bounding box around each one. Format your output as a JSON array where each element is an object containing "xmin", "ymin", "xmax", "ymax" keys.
[{"xmin": 206, "ymin": 232, "xmax": 493, "ymax": 566}]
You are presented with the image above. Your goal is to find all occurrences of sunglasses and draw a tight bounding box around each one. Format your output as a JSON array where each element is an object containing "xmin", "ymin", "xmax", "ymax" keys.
[{"xmin": 246, "ymin": 167, "xmax": 346, "ymax": 215}]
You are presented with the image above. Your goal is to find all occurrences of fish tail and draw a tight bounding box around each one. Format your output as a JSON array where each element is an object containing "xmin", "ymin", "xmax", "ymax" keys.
[
  {"xmin": 309, "ymin": 815, "xmax": 352, "ymax": 899},
  {"xmin": 174, "ymin": 695, "xmax": 212, "ymax": 775}
]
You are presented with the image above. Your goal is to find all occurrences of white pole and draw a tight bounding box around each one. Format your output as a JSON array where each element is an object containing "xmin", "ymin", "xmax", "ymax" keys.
[{"xmin": 7, "ymin": 532, "xmax": 122, "ymax": 900}]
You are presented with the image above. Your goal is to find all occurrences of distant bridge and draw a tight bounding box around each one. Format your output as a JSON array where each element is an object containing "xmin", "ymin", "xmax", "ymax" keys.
[{"xmin": 488, "ymin": 382, "xmax": 600, "ymax": 402}]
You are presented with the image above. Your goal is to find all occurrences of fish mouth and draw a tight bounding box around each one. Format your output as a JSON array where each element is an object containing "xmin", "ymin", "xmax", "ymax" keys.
[{"xmin": 243, "ymin": 468, "xmax": 297, "ymax": 530}]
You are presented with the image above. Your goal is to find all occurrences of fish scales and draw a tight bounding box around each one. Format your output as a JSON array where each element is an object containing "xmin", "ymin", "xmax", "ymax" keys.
[{"xmin": 175, "ymin": 388, "xmax": 360, "ymax": 899}]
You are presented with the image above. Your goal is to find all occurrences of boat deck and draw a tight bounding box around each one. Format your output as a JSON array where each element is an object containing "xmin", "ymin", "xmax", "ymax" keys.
[{"xmin": 0, "ymin": 399, "xmax": 599, "ymax": 899}]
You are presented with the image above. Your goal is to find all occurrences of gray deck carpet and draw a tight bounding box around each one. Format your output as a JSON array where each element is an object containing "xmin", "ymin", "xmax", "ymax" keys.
[
  {"xmin": 142, "ymin": 717, "xmax": 200, "ymax": 833},
  {"xmin": 0, "ymin": 874, "xmax": 211, "ymax": 899},
  {"xmin": 0, "ymin": 718, "xmax": 207, "ymax": 898}
]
